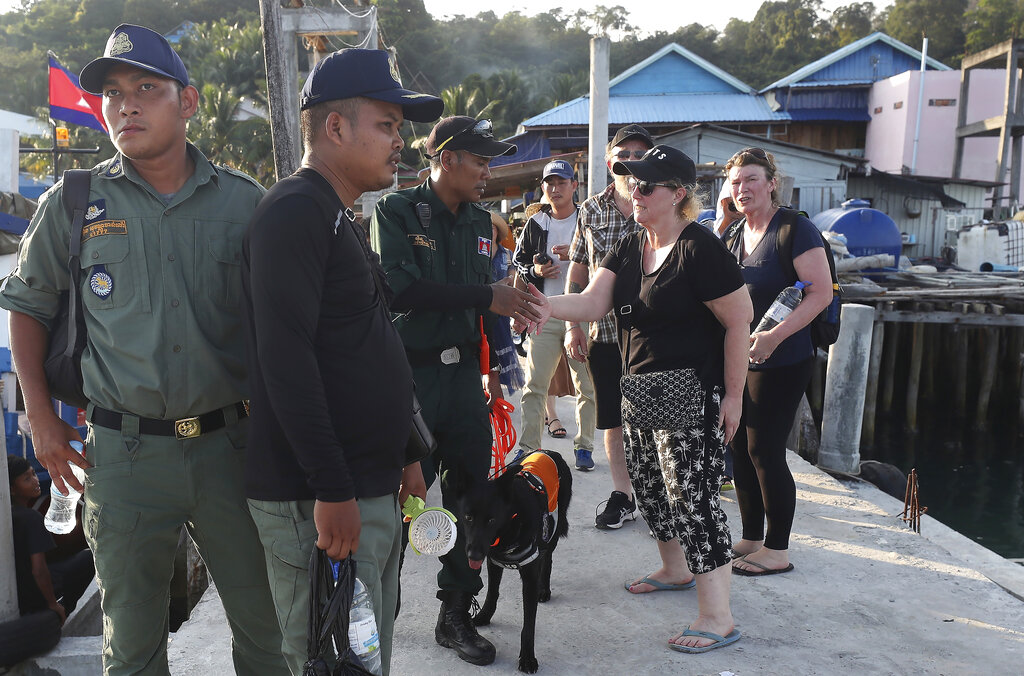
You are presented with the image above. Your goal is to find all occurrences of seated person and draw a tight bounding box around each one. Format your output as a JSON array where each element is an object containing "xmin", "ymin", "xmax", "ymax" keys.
[{"xmin": 8, "ymin": 455, "xmax": 94, "ymax": 623}]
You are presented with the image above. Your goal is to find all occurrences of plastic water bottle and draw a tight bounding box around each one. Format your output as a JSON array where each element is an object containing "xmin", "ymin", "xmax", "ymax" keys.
[
  {"xmin": 44, "ymin": 441, "xmax": 86, "ymax": 534},
  {"xmin": 754, "ymin": 281, "xmax": 810, "ymax": 334},
  {"xmin": 348, "ymin": 577, "xmax": 382, "ymax": 675}
]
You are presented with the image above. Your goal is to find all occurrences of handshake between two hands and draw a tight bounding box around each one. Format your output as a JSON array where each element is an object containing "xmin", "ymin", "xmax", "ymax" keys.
[{"xmin": 511, "ymin": 283, "xmax": 551, "ymax": 335}]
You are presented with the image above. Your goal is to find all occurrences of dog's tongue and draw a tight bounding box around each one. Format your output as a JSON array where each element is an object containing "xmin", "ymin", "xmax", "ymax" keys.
[{"xmin": 468, "ymin": 559, "xmax": 483, "ymax": 570}]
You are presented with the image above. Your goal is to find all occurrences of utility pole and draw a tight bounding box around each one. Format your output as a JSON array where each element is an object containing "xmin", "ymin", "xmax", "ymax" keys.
[
  {"xmin": 258, "ymin": 0, "xmax": 377, "ymax": 180},
  {"xmin": 588, "ymin": 36, "xmax": 610, "ymax": 198}
]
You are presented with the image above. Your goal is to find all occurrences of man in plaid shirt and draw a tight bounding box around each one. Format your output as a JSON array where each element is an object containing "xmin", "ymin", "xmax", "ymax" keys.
[{"xmin": 565, "ymin": 124, "xmax": 655, "ymax": 532}]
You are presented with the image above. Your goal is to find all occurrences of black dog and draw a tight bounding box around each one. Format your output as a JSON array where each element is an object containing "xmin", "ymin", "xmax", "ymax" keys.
[{"xmin": 457, "ymin": 450, "xmax": 572, "ymax": 673}]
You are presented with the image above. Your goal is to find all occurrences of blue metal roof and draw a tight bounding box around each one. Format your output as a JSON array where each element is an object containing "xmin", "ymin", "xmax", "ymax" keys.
[
  {"xmin": 609, "ymin": 43, "xmax": 754, "ymax": 95},
  {"xmin": 523, "ymin": 93, "xmax": 787, "ymax": 127},
  {"xmin": 762, "ymin": 32, "xmax": 951, "ymax": 92}
]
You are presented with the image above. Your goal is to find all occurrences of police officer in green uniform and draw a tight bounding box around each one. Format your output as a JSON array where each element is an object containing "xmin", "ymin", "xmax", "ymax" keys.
[
  {"xmin": 371, "ymin": 116, "xmax": 543, "ymax": 666},
  {"xmin": 0, "ymin": 24, "xmax": 286, "ymax": 676}
]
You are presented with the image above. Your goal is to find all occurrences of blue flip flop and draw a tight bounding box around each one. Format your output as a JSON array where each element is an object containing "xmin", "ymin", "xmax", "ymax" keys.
[
  {"xmin": 624, "ymin": 575, "xmax": 696, "ymax": 593},
  {"xmin": 668, "ymin": 626, "xmax": 741, "ymax": 654}
]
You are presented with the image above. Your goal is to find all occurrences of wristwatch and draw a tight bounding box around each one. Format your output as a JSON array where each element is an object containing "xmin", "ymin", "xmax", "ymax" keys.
[{"xmin": 489, "ymin": 365, "xmax": 502, "ymax": 373}]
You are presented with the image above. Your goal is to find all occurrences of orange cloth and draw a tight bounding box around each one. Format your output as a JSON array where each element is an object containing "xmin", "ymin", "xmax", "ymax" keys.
[{"xmin": 520, "ymin": 452, "xmax": 559, "ymax": 514}]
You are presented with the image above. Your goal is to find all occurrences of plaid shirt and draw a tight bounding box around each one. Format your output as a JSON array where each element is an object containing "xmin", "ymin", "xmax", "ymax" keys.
[{"xmin": 569, "ymin": 183, "xmax": 639, "ymax": 344}]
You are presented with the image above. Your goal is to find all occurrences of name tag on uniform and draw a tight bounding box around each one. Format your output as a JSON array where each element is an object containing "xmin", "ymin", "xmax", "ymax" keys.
[
  {"xmin": 477, "ymin": 237, "xmax": 491, "ymax": 257},
  {"xmin": 81, "ymin": 219, "xmax": 128, "ymax": 242}
]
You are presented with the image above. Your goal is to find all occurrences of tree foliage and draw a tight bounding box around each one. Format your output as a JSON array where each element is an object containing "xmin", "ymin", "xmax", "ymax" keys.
[{"xmin": 0, "ymin": 0, "xmax": 1011, "ymax": 182}]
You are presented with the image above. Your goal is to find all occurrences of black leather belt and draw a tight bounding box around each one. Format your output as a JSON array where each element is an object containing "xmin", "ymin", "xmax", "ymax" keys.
[
  {"xmin": 405, "ymin": 343, "xmax": 477, "ymax": 369},
  {"xmin": 90, "ymin": 401, "xmax": 250, "ymax": 440}
]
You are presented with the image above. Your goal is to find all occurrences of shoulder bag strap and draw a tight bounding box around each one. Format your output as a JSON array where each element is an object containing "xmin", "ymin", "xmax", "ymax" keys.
[{"xmin": 60, "ymin": 169, "xmax": 90, "ymax": 359}]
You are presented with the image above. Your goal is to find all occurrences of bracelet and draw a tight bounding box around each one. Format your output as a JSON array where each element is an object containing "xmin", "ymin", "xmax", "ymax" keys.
[{"xmin": 489, "ymin": 365, "xmax": 501, "ymax": 373}]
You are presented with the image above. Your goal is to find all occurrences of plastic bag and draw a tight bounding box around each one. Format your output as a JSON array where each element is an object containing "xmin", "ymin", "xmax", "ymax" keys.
[{"xmin": 302, "ymin": 551, "xmax": 376, "ymax": 676}]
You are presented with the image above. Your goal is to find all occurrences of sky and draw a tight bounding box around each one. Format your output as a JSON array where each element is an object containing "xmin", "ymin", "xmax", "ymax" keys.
[{"xmin": 0, "ymin": 0, "xmax": 859, "ymax": 34}]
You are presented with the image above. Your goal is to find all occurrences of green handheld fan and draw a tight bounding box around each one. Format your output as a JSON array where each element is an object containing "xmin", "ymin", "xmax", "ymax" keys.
[{"xmin": 402, "ymin": 496, "xmax": 458, "ymax": 556}]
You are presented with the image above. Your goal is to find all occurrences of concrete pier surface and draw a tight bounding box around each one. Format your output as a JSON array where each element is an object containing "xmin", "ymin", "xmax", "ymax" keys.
[{"xmin": 161, "ymin": 395, "xmax": 1024, "ymax": 676}]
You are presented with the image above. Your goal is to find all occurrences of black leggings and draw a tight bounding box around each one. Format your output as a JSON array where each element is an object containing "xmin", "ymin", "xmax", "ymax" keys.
[{"xmin": 731, "ymin": 357, "xmax": 814, "ymax": 551}]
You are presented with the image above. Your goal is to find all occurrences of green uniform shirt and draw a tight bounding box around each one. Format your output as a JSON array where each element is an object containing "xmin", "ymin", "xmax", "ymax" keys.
[
  {"xmin": 0, "ymin": 143, "xmax": 264, "ymax": 419},
  {"xmin": 370, "ymin": 179, "xmax": 493, "ymax": 351}
]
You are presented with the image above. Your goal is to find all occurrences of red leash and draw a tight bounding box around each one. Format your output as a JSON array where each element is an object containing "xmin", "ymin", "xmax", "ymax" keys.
[{"xmin": 490, "ymin": 398, "xmax": 517, "ymax": 479}]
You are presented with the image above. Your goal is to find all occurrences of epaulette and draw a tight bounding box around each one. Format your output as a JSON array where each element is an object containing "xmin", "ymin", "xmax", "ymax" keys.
[{"xmin": 214, "ymin": 164, "xmax": 266, "ymax": 191}]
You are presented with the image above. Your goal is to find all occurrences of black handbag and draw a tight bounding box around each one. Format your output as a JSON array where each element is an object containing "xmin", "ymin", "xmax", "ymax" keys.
[
  {"xmin": 303, "ymin": 551, "xmax": 376, "ymax": 676},
  {"xmin": 42, "ymin": 169, "xmax": 90, "ymax": 409}
]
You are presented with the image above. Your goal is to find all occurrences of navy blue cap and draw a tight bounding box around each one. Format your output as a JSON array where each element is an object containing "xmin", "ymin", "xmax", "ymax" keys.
[
  {"xmin": 300, "ymin": 49, "xmax": 443, "ymax": 123},
  {"xmin": 612, "ymin": 144, "xmax": 697, "ymax": 185},
  {"xmin": 542, "ymin": 159, "xmax": 575, "ymax": 181},
  {"xmin": 80, "ymin": 24, "xmax": 189, "ymax": 95}
]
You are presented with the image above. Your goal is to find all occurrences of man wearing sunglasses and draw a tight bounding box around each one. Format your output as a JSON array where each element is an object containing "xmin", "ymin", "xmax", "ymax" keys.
[
  {"xmin": 371, "ymin": 116, "xmax": 542, "ymax": 666},
  {"xmin": 566, "ymin": 123, "xmax": 654, "ymax": 530}
]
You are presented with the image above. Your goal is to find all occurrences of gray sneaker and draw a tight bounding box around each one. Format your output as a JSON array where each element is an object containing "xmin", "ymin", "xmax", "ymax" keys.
[{"xmin": 595, "ymin": 491, "xmax": 636, "ymax": 530}]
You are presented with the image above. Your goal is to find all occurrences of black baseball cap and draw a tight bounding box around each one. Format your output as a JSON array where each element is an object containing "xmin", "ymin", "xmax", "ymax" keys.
[
  {"xmin": 80, "ymin": 24, "xmax": 189, "ymax": 95},
  {"xmin": 299, "ymin": 49, "xmax": 443, "ymax": 123},
  {"xmin": 425, "ymin": 116, "xmax": 516, "ymax": 158},
  {"xmin": 607, "ymin": 124, "xmax": 654, "ymax": 152},
  {"xmin": 612, "ymin": 144, "xmax": 697, "ymax": 185}
]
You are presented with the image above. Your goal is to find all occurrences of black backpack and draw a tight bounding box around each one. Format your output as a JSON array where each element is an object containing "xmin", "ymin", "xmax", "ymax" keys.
[{"xmin": 724, "ymin": 207, "xmax": 842, "ymax": 349}]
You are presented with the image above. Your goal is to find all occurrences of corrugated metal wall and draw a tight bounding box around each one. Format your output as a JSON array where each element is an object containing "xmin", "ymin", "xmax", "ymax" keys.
[{"xmin": 846, "ymin": 177, "xmax": 988, "ymax": 259}]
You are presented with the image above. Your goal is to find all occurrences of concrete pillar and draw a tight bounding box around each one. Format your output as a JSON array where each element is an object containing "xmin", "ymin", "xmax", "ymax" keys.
[
  {"xmin": 0, "ymin": 128, "xmax": 19, "ymax": 194},
  {"xmin": 818, "ymin": 304, "xmax": 875, "ymax": 474},
  {"xmin": 587, "ymin": 37, "xmax": 609, "ymax": 198}
]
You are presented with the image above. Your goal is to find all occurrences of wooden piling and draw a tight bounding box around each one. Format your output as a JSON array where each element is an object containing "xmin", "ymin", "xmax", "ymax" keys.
[
  {"xmin": 881, "ymin": 303, "xmax": 900, "ymax": 413},
  {"xmin": 976, "ymin": 325, "xmax": 1000, "ymax": 430},
  {"xmin": 953, "ymin": 304, "xmax": 970, "ymax": 420},
  {"xmin": 906, "ymin": 310, "xmax": 925, "ymax": 432},
  {"xmin": 862, "ymin": 320, "xmax": 885, "ymax": 446},
  {"xmin": 920, "ymin": 303, "xmax": 935, "ymax": 402}
]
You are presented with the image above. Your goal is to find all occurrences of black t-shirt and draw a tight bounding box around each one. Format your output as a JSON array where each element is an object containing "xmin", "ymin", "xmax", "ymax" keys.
[
  {"xmin": 602, "ymin": 223, "xmax": 744, "ymax": 388},
  {"xmin": 12, "ymin": 504, "xmax": 55, "ymax": 615},
  {"xmin": 242, "ymin": 168, "xmax": 413, "ymax": 502}
]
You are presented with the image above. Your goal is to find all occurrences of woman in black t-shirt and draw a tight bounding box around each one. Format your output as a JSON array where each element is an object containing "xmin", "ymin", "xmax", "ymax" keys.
[
  {"xmin": 724, "ymin": 148, "xmax": 833, "ymax": 579},
  {"xmin": 522, "ymin": 146, "xmax": 752, "ymax": 655}
]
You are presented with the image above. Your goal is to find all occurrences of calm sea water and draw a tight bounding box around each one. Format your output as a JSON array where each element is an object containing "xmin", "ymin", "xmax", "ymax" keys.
[{"xmin": 864, "ymin": 415, "xmax": 1024, "ymax": 560}]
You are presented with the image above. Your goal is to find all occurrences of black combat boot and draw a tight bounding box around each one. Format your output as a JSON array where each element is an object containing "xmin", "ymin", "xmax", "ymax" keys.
[{"xmin": 434, "ymin": 590, "xmax": 496, "ymax": 665}]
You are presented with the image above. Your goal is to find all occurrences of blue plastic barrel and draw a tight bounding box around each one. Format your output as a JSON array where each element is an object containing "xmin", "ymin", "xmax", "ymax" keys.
[{"xmin": 811, "ymin": 199, "xmax": 901, "ymax": 264}]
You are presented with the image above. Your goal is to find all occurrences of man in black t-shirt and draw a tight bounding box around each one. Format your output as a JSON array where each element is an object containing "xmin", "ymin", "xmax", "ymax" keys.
[{"xmin": 242, "ymin": 49, "xmax": 442, "ymax": 675}]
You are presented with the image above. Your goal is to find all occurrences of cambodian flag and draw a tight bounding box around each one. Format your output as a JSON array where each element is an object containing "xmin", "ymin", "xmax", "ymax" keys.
[{"xmin": 48, "ymin": 52, "xmax": 106, "ymax": 133}]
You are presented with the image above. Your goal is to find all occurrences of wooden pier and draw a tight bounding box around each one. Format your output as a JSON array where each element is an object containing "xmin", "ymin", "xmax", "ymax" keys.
[{"xmin": 818, "ymin": 271, "xmax": 1024, "ymax": 442}]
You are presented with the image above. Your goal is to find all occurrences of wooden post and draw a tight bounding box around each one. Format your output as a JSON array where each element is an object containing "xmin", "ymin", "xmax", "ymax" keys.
[
  {"xmin": 953, "ymin": 303, "xmax": 970, "ymax": 419},
  {"xmin": 1015, "ymin": 328, "xmax": 1024, "ymax": 431},
  {"xmin": 906, "ymin": 314, "xmax": 925, "ymax": 432},
  {"xmin": 259, "ymin": 0, "xmax": 299, "ymax": 180},
  {"xmin": 881, "ymin": 304, "xmax": 901, "ymax": 412},
  {"xmin": 976, "ymin": 327, "xmax": 1000, "ymax": 430},
  {"xmin": 862, "ymin": 320, "xmax": 885, "ymax": 446},
  {"xmin": 920, "ymin": 303, "xmax": 935, "ymax": 402}
]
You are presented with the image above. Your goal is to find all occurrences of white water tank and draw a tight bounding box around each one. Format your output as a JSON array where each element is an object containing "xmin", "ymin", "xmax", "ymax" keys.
[{"xmin": 956, "ymin": 221, "xmax": 1024, "ymax": 272}]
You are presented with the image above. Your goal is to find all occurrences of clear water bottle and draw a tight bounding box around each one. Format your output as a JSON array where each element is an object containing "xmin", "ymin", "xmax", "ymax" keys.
[
  {"xmin": 348, "ymin": 577, "xmax": 382, "ymax": 675},
  {"xmin": 44, "ymin": 441, "xmax": 86, "ymax": 534},
  {"xmin": 754, "ymin": 281, "xmax": 810, "ymax": 334}
]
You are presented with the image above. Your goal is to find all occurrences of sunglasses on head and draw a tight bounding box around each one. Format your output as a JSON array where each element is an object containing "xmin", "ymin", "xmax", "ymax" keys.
[
  {"xmin": 434, "ymin": 119, "xmax": 494, "ymax": 153},
  {"xmin": 627, "ymin": 178, "xmax": 677, "ymax": 196},
  {"xmin": 614, "ymin": 149, "xmax": 646, "ymax": 160},
  {"xmin": 738, "ymin": 147, "xmax": 769, "ymax": 160}
]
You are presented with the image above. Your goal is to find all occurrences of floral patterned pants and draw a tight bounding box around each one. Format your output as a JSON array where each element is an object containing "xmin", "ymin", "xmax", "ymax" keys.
[{"xmin": 622, "ymin": 385, "xmax": 733, "ymax": 574}]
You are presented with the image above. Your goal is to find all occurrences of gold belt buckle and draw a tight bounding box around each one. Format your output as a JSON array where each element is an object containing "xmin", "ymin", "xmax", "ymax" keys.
[
  {"xmin": 440, "ymin": 346, "xmax": 460, "ymax": 365},
  {"xmin": 175, "ymin": 416, "xmax": 202, "ymax": 440}
]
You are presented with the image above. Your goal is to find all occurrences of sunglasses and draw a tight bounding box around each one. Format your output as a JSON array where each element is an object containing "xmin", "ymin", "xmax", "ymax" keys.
[
  {"xmin": 627, "ymin": 178, "xmax": 677, "ymax": 196},
  {"xmin": 738, "ymin": 147, "xmax": 769, "ymax": 160},
  {"xmin": 614, "ymin": 149, "xmax": 646, "ymax": 160},
  {"xmin": 434, "ymin": 119, "xmax": 494, "ymax": 153}
]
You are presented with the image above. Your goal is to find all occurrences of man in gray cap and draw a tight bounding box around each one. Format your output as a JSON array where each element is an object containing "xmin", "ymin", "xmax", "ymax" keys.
[
  {"xmin": 0, "ymin": 24, "xmax": 286, "ymax": 675},
  {"xmin": 243, "ymin": 47, "xmax": 443, "ymax": 675},
  {"xmin": 371, "ymin": 117, "xmax": 542, "ymax": 666}
]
